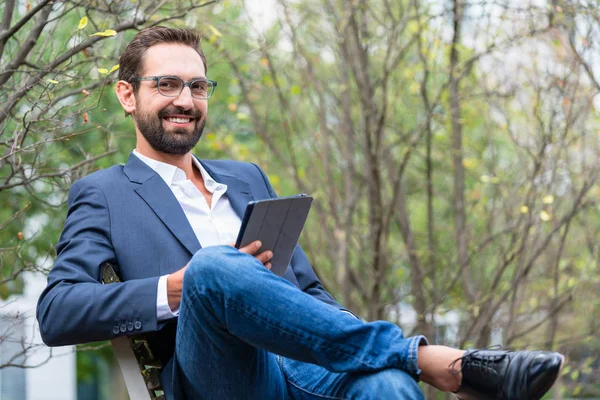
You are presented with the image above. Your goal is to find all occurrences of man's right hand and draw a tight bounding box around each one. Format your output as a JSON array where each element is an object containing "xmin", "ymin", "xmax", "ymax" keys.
[{"xmin": 166, "ymin": 241, "xmax": 273, "ymax": 312}]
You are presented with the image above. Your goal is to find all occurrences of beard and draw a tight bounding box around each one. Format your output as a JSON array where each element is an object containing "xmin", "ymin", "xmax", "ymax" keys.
[{"xmin": 134, "ymin": 105, "xmax": 206, "ymax": 155}]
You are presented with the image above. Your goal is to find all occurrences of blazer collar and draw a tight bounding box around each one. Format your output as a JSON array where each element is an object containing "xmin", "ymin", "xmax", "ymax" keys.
[
  {"xmin": 123, "ymin": 152, "xmax": 156, "ymax": 184},
  {"xmin": 198, "ymin": 160, "xmax": 253, "ymax": 218},
  {"xmin": 122, "ymin": 153, "xmax": 254, "ymax": 255}
]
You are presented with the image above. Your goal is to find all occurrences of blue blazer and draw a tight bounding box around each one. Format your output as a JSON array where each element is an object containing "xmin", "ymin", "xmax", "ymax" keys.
[{"xmin": 36, "ymin": 153, "xmax": 344, "ymax": 399}]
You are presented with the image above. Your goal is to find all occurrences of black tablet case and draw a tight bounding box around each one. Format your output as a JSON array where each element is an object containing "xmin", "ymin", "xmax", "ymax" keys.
[{"xmin": 235, "ymin": 195, "xmax": 313, "ymax": 276}]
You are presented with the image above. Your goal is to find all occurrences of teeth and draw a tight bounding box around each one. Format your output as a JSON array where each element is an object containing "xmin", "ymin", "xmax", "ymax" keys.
[{"xmin": 166, "ymin": 117, "xmax": 191, "ymax": 123}]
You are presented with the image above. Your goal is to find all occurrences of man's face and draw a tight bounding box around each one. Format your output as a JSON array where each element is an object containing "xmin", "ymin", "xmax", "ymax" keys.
[{"xmin": 132, "ymin": 43, "xmax": 208, "ymax": 155}]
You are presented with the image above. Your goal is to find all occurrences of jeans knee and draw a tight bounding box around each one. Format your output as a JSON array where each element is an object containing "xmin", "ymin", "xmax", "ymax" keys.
[
  {"xmin": 184, "ymin": 245, "xmax": 257, "ymax": 294},
  {"xmin": 187, "ymin": 246, "xmax": 230, "ymax": 278}
]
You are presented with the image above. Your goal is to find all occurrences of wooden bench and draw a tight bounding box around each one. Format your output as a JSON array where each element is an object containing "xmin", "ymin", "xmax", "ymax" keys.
[{"xmin": 101, "ymin": 262, "xmax": 165, "ymax": 400}]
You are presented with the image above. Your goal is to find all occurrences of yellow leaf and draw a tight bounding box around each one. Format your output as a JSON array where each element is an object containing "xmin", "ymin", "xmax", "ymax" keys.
[
  {"xmin": 228, "ymin": 103, "xmax": 237, "ymax": 112},
  {"xmin": 520, "ymin": 206, "xmax": 529, "ymax": 214},
  {"xmin": 543, "ymin": 195, "xmax": 554, "ymax": 204},
  {"xmin": 407, "ymin": 21, "xmax": 420, "ymax": 35},
  {"xmin": 410, "ymin": 82, "xmax": 419, "ymax": 94},
  {"xmin": 97, "ymin": 68, "xmax": 108, "ymax": 74},
  {"xmin": 46, "ymin": 79, "xmax": 59, "ymax": 84},
  {"xmin": 92, "ymin": 29, "xmax": 117, "ymax": 37},
  {"xmin": 269, "ymin": 175, "xmax": 280, "ymax": 185},
  {"xmin": 236, "ymin": 112, "xmax": 249, "ymax": 121},
  {"xmin": 259, "ymin": 58, "xmax": 269, "ymax": 67},
  {"xmin": 238, "ymin": 146, "xmax": 249, "ymax": 159},
  {"xmin": 529, "ymin": 297, "xmax": 538, "ymax": 309},
  {"xmin": 208, "ymin": 24, "xmax": 223, "ymax": 38},
  {"xmin": 78, "ymin": 16, "xmax": 88, "ymax": 31},
  {"xmin": 109, "ymin": 64, "xmax": 120, "ymax": 73},
  {"xmin": 540, "ymin": 210, "xmax": 551, "ymax": 221},
  {"xmin": 570, "ymin": 370, "xmax": 579, "ymax": 380}
]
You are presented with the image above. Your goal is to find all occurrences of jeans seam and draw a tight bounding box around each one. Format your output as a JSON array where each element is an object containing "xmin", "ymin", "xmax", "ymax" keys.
[
  {"xmin": 286, "ymin": 378, "xmax": 348, "ymax": 400},
  {"xmin": 277, "ymin": 356, "xmax": 293, "ymax": 400}
]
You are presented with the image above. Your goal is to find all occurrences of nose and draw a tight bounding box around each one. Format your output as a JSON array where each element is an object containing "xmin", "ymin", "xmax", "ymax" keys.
[{"xmin": 172, "ymin": 86, "xmax": 194, "ymax": 110}]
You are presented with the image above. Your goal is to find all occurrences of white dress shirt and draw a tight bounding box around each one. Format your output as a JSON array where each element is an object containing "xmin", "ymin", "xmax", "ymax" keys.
[{"xmin": 132, "ymin": 150, "xmax": 242, "ymax": 321}]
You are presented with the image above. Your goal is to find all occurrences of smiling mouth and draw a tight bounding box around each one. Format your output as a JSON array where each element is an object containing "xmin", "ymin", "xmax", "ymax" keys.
[{"xmin": 165, "ymin": 117, "xmax": 193, "ymax": 124}]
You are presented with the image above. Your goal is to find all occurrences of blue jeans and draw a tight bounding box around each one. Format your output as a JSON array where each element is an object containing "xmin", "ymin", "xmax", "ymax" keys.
[{"xmin": 175, "ymin": 246, "xmax": 426, "ymax": 399}]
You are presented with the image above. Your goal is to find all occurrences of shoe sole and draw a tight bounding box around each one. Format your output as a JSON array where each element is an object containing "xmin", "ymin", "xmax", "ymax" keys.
[{"xmin": 530, "ymin": 354, "xmax": 565, "ymax": 400}]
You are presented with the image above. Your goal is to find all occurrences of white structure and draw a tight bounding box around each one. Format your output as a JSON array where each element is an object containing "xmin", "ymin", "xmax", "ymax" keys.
[{"xmin": 0, "ymin": 271, "xmax": 76, "ymax": 400}]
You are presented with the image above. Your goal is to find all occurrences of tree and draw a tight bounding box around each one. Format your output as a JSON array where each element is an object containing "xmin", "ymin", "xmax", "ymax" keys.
[
  {"xmin": 206, "ymin": 0, "xmax": 600, "ymax": 396},
  {"xmin": 0, "ymin": 0, "xmax": 217, "ymax": 373}
]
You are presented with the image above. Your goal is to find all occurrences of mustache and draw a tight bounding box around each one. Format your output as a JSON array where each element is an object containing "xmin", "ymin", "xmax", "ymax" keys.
[{"xmin": 158, "ymin": 107, "xmax": 203, "ymax": 120}]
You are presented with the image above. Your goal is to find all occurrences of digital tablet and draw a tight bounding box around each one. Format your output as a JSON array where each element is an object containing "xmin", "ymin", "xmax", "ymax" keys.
[{"xmin": 235, "ymin": 194, "xmax": 313, "ymax": 276}]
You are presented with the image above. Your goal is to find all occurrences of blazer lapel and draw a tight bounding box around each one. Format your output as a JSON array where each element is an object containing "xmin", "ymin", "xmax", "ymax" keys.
[{"xmin": 123, "ymin": 154, "xmax": 201, "ymax": 256}]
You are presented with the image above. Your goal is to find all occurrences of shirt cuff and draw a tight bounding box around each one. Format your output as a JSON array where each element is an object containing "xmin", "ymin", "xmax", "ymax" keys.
[{"xmin": 157, "ymin": 274, "xmax": 179, "ymax": 321}]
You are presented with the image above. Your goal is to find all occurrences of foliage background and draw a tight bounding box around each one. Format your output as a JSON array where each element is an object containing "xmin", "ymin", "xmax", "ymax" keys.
[{"xmin": 1, "ymin": 0, "xmax": 599, "ymax": 398}]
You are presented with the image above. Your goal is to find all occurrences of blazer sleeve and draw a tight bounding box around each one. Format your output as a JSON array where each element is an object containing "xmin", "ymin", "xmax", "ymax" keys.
[
  {"xmin": 36, "ymin": 178, "xmax": 160, "ymax": 346},
  {"xmin": 251, "ymin": 163, "xmax": 348, "ymax": 311}
]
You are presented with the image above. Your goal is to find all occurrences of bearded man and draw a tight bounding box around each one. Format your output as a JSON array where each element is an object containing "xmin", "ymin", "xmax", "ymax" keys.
[{"xmin": 37, "ymin": 26, "xmax": 564, "ymax": 400}]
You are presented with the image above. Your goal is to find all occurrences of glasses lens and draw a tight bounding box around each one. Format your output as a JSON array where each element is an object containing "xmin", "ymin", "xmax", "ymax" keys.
[
  {"xmin": 158, "ymin": 77, "xmax": 183, "ymax": 96},
  {"xmin": 190, "ymin": 79, "xmax": 214, "ymax": 99}
]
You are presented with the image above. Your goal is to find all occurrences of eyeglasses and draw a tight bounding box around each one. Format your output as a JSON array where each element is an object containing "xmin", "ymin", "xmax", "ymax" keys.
[{"xmin": 130, "ymin": 76, "xmax": 217, "ymax": 99}]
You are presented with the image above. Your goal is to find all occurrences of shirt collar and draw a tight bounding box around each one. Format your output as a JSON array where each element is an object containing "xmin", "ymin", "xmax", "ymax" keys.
[{"xmin": 132, "ymin": 150, "xmax": 224, "ymax": 192}]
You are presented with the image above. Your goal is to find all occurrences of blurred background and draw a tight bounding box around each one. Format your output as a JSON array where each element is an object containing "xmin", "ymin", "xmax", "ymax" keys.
[{"xmin": 1, "ymin": 0, "xmax": 599, "ymax": 398}]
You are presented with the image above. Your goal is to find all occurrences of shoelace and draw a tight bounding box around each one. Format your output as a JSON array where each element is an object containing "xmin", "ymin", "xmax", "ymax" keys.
[{"xmin": 449, "ymin": 344, "xmax": 504, "ymax": 375}]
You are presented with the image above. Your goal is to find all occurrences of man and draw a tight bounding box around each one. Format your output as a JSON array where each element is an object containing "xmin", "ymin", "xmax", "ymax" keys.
[{"xmin": 37, "ymin": 26, "xmax": 563, "ymax": 400}]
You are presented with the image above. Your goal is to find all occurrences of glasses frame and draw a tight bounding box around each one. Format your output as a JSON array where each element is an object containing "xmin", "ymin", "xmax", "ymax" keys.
[{"xmin": 130, "ymin": 75, "xmax": 218, "ymax": 99}]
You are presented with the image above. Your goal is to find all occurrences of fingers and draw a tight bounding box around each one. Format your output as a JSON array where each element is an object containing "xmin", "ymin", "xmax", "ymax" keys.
[
  {"xmin": 238, "ymin": 240, "xmax": 262, "ymax": 255},
  {"xmin": 254, "ymin": 249, "xmax": 273, "ymax": 265},
  {"xmin": 237, "ymin": 240, "xmax": 273, "ymax": 267}
]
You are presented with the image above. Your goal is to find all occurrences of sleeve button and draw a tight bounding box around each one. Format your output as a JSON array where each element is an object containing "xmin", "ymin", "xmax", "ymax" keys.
[
  {"xmin": 127, "ymin": 322, "xmax": 134, "ymax": 332},
  {"xmin": 134, "ymin": 321, "xmax": 142, "ymax": 330},
  {"xmin": 112, "ymin": 326, "xmax": 120, "ymax": 335},
  {"xmin": 120, "ymin": 324, "xmax": 127, "ymax": 333}
]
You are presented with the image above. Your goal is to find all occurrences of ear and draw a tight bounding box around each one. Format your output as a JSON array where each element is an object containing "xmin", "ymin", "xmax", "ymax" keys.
[{"xmin": 115, "ymin": 80, "xmax": 136, "ymax": 114}]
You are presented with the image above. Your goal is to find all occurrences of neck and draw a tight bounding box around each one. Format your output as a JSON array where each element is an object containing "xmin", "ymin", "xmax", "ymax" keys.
[{"xmin": 135, "ymin": 142, "xmax": 196, "ymax": 178}]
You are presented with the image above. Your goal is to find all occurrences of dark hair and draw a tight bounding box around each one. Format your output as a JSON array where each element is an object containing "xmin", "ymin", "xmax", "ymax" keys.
[{"xmin": 118, "ymin": 26, "xmax": 207, "ymax": 89}]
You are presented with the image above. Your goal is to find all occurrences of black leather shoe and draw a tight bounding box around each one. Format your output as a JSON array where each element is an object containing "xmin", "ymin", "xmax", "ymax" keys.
[{"xmin": 454, "ymin": 348, "xmax": 564, "ymax": 400}]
